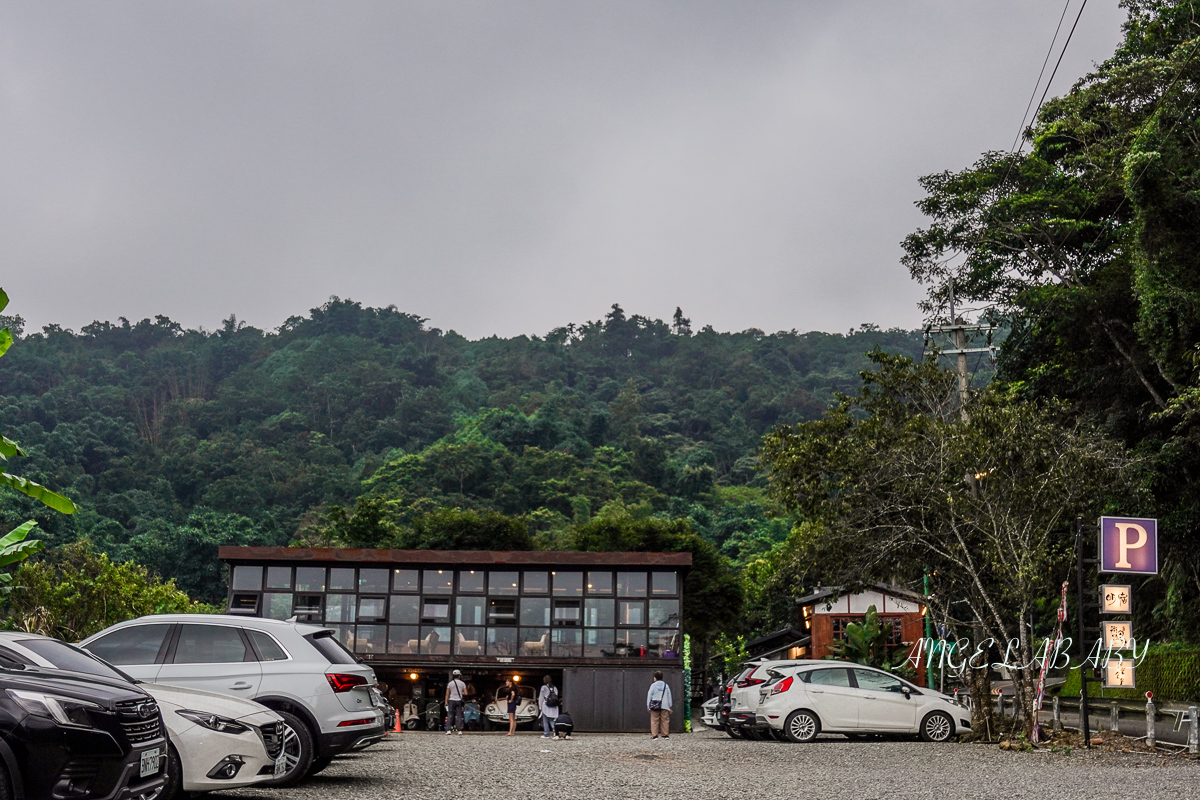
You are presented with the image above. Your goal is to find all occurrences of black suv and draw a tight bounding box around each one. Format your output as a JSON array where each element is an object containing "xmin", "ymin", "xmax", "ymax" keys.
[{"xmin": 0, "ymin": 668, "xmax": 167, "ymax": 800}]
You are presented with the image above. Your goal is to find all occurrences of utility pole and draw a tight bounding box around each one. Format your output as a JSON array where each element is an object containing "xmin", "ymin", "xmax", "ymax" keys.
[{"xmin": 925, "ymin": 281, "xmax": 996, "ymax": 419}]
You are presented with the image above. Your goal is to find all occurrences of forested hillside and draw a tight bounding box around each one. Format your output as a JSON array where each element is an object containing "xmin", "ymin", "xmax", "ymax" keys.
[{"xmin": 0, "ymin": 299, "xmax": 923, "ymax": 604}]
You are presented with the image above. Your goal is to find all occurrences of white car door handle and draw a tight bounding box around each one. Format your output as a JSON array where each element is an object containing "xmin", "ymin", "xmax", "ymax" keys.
[
  {"xmin": 863, "ymin": 694, "xmax": 878, "ymax": 700},
  {"xmin": 230, "ymin": 681, "xmax": 252, "ymax": 689},
  {"xmin": 809, "ymin": 688, "xmax": 824, "ymax": 694}
]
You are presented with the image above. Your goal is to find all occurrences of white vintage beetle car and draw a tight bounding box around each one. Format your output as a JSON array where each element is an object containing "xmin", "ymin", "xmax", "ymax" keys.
[{"xmin": 483, "ymin": 685, "xmax": 540, "ymax": 729}]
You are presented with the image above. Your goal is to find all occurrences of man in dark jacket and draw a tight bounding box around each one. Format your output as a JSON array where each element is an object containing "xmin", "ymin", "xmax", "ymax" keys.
[{"xmin": 553, "ymin": 707, "xmax": 574, "ymax": 740}]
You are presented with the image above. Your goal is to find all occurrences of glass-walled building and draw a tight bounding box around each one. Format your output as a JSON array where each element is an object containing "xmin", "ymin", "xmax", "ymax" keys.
[{"xmin": 219, "ymin": 547, "xmax": 690, "ymax": 732}]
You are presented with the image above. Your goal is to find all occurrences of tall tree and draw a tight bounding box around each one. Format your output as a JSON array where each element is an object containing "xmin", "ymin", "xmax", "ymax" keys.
[{"xmin": 761, "ymin": 353, "xmax": 1131, "ymax": 733}]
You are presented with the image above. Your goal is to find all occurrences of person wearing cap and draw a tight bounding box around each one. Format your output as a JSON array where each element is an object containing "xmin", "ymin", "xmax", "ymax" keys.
[{"xmin": 445, "ymin": 669, "xmax": 467, "ymax": 735}]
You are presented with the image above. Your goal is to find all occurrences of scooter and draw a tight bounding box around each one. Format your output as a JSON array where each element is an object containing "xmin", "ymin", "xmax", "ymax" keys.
[
  {"xmin": 425, "ymin": 699, "xmax": 444, "ymax": 731},
  {"xmin": 463, "ymin": 700, "xmax": 482, "ymax": 731},
  {"xmin": 402, "ymin": 700, "xmax": 421, "ymax": 730}
]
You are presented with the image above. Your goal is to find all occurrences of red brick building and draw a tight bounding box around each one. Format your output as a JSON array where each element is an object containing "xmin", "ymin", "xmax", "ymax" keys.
[{"xmin": 796, "ymin": 584, "xmax": 928, "ymax": 684}]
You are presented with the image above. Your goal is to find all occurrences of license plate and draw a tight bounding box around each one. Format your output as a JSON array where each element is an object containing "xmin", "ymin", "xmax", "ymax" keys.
[
  {"xmin": 139, "ymin": 748, "xmax": 161, "ymax": 778},
  {"xmin": 274, "ymin": 754, "xmax": 287, "ymax": 778}
]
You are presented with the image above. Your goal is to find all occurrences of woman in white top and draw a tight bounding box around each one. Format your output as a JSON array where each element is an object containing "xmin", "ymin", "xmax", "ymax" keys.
[{"xmin": 538, "ymin": 675, "xmax": 560, "ymax": 739}]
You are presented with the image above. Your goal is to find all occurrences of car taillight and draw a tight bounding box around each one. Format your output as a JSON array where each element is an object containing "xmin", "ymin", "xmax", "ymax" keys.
[
  {"xmin": 336, "ymin": 717, "xmax": 376, "ymax": 727},
  {"xmin": 738, "ymin": 678, "xmax": 765, "ymax": 687},
  {"xmin": 326, "ymin": 673, "xmax": 368, "ymax": 693},
  {"xmin": 771, "ymin": 676, "xmax": 794, "ymax": 695}
]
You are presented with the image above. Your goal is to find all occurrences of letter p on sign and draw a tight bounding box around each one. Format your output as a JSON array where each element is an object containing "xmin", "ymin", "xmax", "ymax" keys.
[{"xmin": 1100, "ymin": 517, "xmax": 1158, "ymax": 575}]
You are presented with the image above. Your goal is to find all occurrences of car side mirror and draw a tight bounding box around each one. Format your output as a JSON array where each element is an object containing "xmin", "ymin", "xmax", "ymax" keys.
[{"xmin": 902, "ymin": 687, "xmax": 911, "ymax": 699}]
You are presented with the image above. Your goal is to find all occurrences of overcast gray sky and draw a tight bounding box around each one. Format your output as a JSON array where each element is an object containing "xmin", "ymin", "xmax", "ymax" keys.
[{"xmin": 1, "ymin": 1, "xmax": 1127, "ymax": 339}]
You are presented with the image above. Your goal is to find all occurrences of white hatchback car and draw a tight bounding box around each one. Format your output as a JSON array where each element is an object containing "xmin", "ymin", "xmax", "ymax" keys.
[
  {"xmin": 81, "ymin": 614, "xmax": 384, "ymax": 786},
  {"xmin": 755, "ymin": 663, "xmax": 971, "ymax": 743},
  {"xmin": 0, "ymin": 632, "xmax": 284, "ymax": 799}
]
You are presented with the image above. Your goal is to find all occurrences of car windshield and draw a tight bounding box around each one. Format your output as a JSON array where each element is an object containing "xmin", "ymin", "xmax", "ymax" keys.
[{"xmin": 19, "ymin": 638, "xmax": 135, "ymax": 683}]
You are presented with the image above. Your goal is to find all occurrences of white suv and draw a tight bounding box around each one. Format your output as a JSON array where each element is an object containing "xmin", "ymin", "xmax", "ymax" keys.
[{"xmin": 80, "ymin": 614, "xmax": 384, "ymax": 785}]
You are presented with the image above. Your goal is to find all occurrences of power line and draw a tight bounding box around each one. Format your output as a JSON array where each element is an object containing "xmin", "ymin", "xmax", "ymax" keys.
[
  {"xmin": 1010, "ymin": 0, "xmax": 1074, "ymax": 154},
  {"xmin": 1026, "ymin": 0, "xmax": 1090, "ymax": 150}
]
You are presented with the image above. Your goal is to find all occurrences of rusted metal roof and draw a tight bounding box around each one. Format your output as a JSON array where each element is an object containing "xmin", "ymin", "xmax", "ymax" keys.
[{"xmin": 218, "ymin": 546, "xmax": 692, "ymax": 568}]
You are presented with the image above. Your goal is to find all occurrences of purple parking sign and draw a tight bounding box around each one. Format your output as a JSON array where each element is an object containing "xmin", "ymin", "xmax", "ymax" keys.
[{"xmin": 1099, "ymin": 516, "xmax": 1158, "ymax": 575}]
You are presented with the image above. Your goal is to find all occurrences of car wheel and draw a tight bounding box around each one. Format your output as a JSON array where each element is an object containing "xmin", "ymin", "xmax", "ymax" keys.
[
  {"xmin": 262, "ymin": 711, "xmax": 315, "ymax": 787},
  {"xmin": 920, "ymin": 711, "xmax": 954, "ymax": 743},
  {"xmin": 784, "ymin": 710, "xmax": 820, "ymax": 743},
  {"xmin": 725, "ymin": 725, "xmax": 744, "ymax": 739},
  {"xmin": 768, "ymin": 728, "xmax": 790, "ymax": 742},
  {"xmin": 161, "ymin": 742, "xmax": 183, "ymax": 800},
  {"xmin": 307, "ymin": 756, "xmax": 334, "ymax": 776}
]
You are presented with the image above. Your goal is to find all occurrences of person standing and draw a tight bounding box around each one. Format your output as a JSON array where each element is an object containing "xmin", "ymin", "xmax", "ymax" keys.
[
  {"xmin": 501, "ymin": 679, "xmax": 518, "ymax": 736},
  {"xmin": 647, "ymin": 671, "xmax": 673, "ymax": 739},
  {"xmin": 538, "ymin": 675, "xmax": 560, "ymax": 739},
  {"xmin": 445, "ymin": 669, "xmax": 466, "ymax": 735}
]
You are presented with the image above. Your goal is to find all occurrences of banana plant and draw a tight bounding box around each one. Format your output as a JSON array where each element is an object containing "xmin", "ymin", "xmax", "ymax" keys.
[
  {"xmin": 0, "ymin": 288, "xmax": 77, "ymax": 515},
  {"xmin": 0, "ymin": 289, "xmax": 76, "ymax": 591},
  {"xmin": 825, "ymin": 604, "xmax": 910, "ymax": 671}
]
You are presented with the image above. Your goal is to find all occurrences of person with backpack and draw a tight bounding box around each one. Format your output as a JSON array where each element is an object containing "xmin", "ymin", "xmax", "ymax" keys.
[
  {"xmin": 444, "ymin": 669, "xmax": 467, "ymax": 735},
  {"xmin": 647, "ymin": 671, "xmax": 673, "ymax": 739},
  {"xmin": 538, "ymin": 674, "xmax": 560, "ymax": 739}
]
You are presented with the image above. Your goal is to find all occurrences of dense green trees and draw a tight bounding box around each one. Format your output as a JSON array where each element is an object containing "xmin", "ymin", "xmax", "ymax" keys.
[
  {"xmin": 900, "ymin": 0, "xmax": 1200, "ymax": 639},
  {"xmin": 0, "ymin": 298, "xmax": 923, "ymax": 611}
]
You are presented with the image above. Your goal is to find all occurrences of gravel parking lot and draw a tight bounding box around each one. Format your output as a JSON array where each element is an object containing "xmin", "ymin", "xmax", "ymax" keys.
[{"xmin": 230, "ymin": 728, "xmax": 1200, "ymax": 800}]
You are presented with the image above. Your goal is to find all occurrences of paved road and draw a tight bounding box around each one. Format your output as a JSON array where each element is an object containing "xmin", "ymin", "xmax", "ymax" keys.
[{"xmin": 229, "ymin": 728, "xmax": 1199, "ymax": 800}]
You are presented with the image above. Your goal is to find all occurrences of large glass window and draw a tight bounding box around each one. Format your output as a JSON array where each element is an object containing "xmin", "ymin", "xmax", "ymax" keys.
[
  {"xmin": 330, "ymin": 624, "xmax": 355, "ymax": 651},
  {"xmin": 587, "ymin": 571, "xmax": 613, "ymax": 595},
  {"xmin": 354, "ymin": 625, "xmax": 386, "ymax": 654},
  {"xmin": 523, "ymin": 571, "xmax": 549, "ymax": 594},
  {"xmin": 552, "ymin": 572, "xmax": 583, "ymax": 596},
  {"xmin": 459, "ymin": 570, "xmax": 485, "ymax": 593},
  {"xmin": 487, "ymin": 627, "xmax": 517, "ymax": 656},
  {"xmin": 295, "ymin": 567, "xmax": 326, "ymax": 592},
  {"xmin": 455, "ymin": 627, "xmax": 484, "ymax": 656},
  {"xmin": 359, "ymin": 569, "xmax": 389, "ymax": 593},
  {"xmin": 520, "ymin": 597, "xmax": 550, "ymax": 626},
  {"xmin": 421, "ymin": 598, "xmax": 450, "ymax": 624},
  {"xmin": 231, "ymin": 566, "xmax": 263, "ymax": 591},
  {"xmin": 488, "ymin": 598, "xmax": 517, "ymax": 624},
  {"xmin": 249, "ymin": 630, "xmax": 289, "ymax": 661},
  {"xmin": 174, "ymin": 625, "xmax": 248, "ymax": 664},
  {"xmin": 619, "ymin": 600, "xmax": 645, "ymax": 626},
  {"xmin": 648, "ymin": 599, "xmax": 680, "ymax": 628},
  {"xmin": 419, "ymin": 626, "xmax": 450, "ymax": 655},
  {"xmin": 649, "ymin": 629, "xmax": 681, "ymax": 657},
  {"xmin": 390, "ymin": 595, "xmax": 420, "ymax": 624},
  {"xmin": 617, "ymin": 572, "xmax": 647, "ymax": 597},
  {"xmin": 553, "ymin": 599, "xmax": 581, "ymax": 627},
  {"xmin": 393, "ymin": 569, "xmax": 419, "ymax": 593},
  {"xmin": 264, "ymin": 593, "xmax": 292, "ymax": 620},
  {"xmin": 456, "ymin": 597, "xmax": 486, "ymax": 626},
  {"xmin": 326, "ymin": 594, "xmax": 355, "ymax": 624},
  {"xmin": 585, "ymin": 598, "xmax": 614, "ymax": 627},
  {"xmin": 329, "ymin": 568, "xmax": 356, "ymax": 592},
  {"xmin": 388, "ymin": 625, "xmax": 419, "ymax": 655},
  {"xmin": 358, "ymin": 597, "xmax": 387, "ymax": 622},
  {"xmin": 489, "ymin": 572, "xmax": 519, "ymax": 595},
  {"xmin": 614, "ymin": 628, "xmax": 647, "ymax": 653},
  {"xmin": 651, "ymin": 572, "xmax": 677, "ymax": 596},
  {"xmin": 265, "ymin": 566, "xmax": 292, "ymax": 590},
  {"xmin": 424, "ymin": 570, "xmax": 453, "ymax": 593},
  {"xmin": 551, "ymin": 629, "xmax": 582, "ymax": 657},
  {"xmin": 583, "ymin": 628, "xmax": 614, "ymax": 658},
  {"xmin": 294, "ymin": 594, "xmax": 323, "ymax": 622},
  {"xmin": 520, "ymin": 628, "xmax": 549, "ymax": 656}
]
